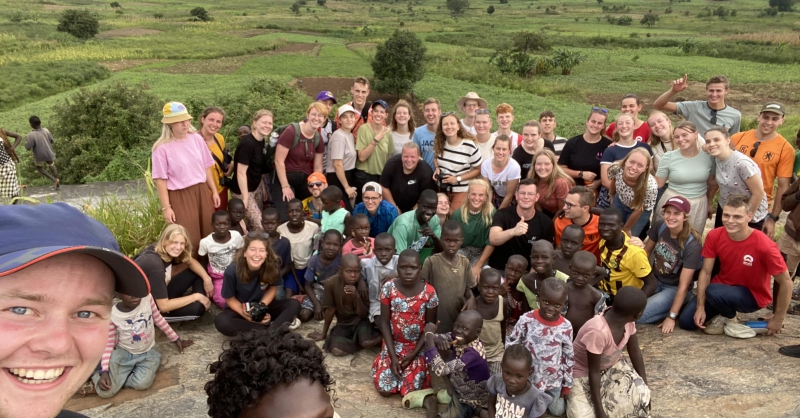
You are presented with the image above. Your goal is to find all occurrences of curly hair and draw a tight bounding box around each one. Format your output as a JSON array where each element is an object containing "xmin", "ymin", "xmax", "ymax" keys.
[{"xmin": 205, "ymin": 326, "xmax": 336, "ymax": 418}]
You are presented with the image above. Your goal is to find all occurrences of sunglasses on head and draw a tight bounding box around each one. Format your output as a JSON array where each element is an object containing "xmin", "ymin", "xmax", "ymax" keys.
[
  {"xmin": 441, "ymin": 111, "xmax": 456, "ymax": 117},
  {"xmin": 592, "ymin": 107, "xmax": 609, "ymax": 113},
  {"xmin": 308, "ymin": 182, "xmax": 324, "ymax": 188},
  {"xmin": 247, "ymin": 232, "xmax": 270, "ymax": 239},
  {"xmin": 475, "ymin": 109, "xmax": 491, "ymax": 115}
]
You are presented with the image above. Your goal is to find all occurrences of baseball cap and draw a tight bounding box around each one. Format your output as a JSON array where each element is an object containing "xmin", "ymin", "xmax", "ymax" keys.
[
  {"xmin": 663, "ymin": 196, "xmax": 690, "ymax": 213},
  {"xmin": 760, "ymin": 102, "xmax": 785, "ymax": 116},
  {"xmin": 371, "ymin": 100, "xmax": 389, "ymax": 111},
  {"xmin": 337, "ymin": 104, "xmax": 356, "ymax": 118},
  {"xmin": 362, "ymin": 182, "xmax": 383, "ymax": 196},
  {"xmin": 315, "ymin": 91, "xmax": 337, "ymax": 104},
  {"xmin": 0, "ymin": 203, "xmax": 150, "ymax": 297},
  {"xmin": 307, "ymin": 172, "xmax": 328, "ymax": 185}
]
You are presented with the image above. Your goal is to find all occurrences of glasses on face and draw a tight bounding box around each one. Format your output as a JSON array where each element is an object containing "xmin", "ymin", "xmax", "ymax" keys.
[
  {"xmin": 441, "ymin": 111, "xmax": 456, "ymax": 117},
  {"xmin": 592, "ymin": 107, "xmax": 609, "ymax": 113},
  {"xmin": 363, "ymin": 196, "xmax": 381, "ymax": 202},
  {"xmin": 475, "ymin": 109, "xmax": 491, "ymax": 115},
  {"xmin": 247, "ymin": 232, "xmax": 270, "ymax": 239},
  {"xmin": 564, "ymin": 201, "xmax": 577, "ymax": 209},
  {"xmin": 308, "ymin": 182, "xmax": 324, "ymax": 188},
  {"xmin": 710, "ymin": 109, "xmax": 718, "ymax": 125},
  {"xmin": 750, "ymin": 141, "xmax": 761, "ymax": 158}
]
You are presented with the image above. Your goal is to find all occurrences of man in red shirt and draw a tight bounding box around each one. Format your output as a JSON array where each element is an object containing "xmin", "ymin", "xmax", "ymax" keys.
[
  {"xmin": 678, "ymin": 194, "xmax": 791, "ymax": 336},
  {"xmin": 554, "ymin": 185, "xmax": 600, "ymax": 262},
  {"xmin": 605, "ymin": 94, "xmax": 651, "ymax": 143}
]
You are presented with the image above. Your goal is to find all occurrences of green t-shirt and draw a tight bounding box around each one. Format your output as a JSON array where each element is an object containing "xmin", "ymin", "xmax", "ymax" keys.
[
  {"xmin": 451, "ymin": 206, "xmax": 494, "ymax": 248},
  {"xmin": 793, "ymin": 150, "xmax": 800, "ymax": 178},
  {"xmin": 516, "ymin": 269, "xmax": 569, "ymax": 309},
  {"xmin": 387, "ymin": 210, "xmax": 441, "ymax": 265},
  {"xmin": 356, "ymin": 123, "xmax": 394, "ymax": 175}
]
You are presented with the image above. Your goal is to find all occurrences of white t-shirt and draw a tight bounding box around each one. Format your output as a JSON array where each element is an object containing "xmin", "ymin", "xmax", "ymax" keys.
[
  {"xmin": 277, "ymin": 221, "xmax": 320, "ymax": 269},
  {"xmin": 198, "ymin": 231, "xmax": 244, "ymax": 275},
  {"xmin": 481, "ymin": 158, "xmax": 522, "ymax": 198},
  {"xmin": 460, "ymin": 118, "xmax": 477, "ymax": 136},
  {"xmin": 490, "ymin": 131, "xmax": 520, "ymax": 151},
  {"xmin": 391, "ymin": 131, "xmax": 412, "ymax": 155}
]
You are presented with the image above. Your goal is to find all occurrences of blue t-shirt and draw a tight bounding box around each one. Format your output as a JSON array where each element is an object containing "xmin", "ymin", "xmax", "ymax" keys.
[
  {"xmin": 413, "ymin": 125, "xmax": 437, "ymax": 170},
  {"xmin": 353, "ymin": 200, "xmax": 399, "ymax": 238},
  {"xmin": 600, "ymin": 141, "xmax": 653, "ymax": 165}
]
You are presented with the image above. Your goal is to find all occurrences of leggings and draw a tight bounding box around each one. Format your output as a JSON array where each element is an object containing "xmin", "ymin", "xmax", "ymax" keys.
[
  {"xmin": 214, "ymin": 298, "xmax": 301, "ymax": 337},
  {"xmin": 271, "ymin": 171, "xmax": 313, "ymax": 223},
  {"xmin": 162, "ymin": 268, "xmax": 207, "ymax": 322},
  {"xmin": 231, "ymin": 180, "xmax": 266, "ymax": 233}
]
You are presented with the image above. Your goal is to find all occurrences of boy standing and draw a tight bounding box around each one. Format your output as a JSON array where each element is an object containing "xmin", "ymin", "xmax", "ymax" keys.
[
  {"xmin": 568, "ymin": 287, "xmax": 650, "ymax": 418},
  {"xmin": 474, "ymin": 269, "xmax": 508, "ymax": 375},
  {"xmin": 517, "ymin": 240, "xmax": 569, "ymax": 310},
  {"xmin": 503, "ymin": 254, "xmax": 530, "ymax": 337},
  {"xmin": 507, "ymin": 278, "xmax": 574, "ymax": 416},
  {"xmin": 539, "ymin": 110, "xmax": 568, "ymax": 156},
  {"xmin": 362, "ymin": 232, "xmax": 399, "ymax": 325},
  {"xmin": 566, "ymin": 251, "xmax": 605, "ymax": 338},
  {"xmin": 299, "ymin": 229, "xmax": 343, "ymax": 322},
  {"xmin": 198, "ymin": 210, "xmax": 244, "ymax": 309},
  {"xmin": 262, "ymin": 207, "xmax": 295, "ymax": 300},
  {"xmin": 25, "ymin": 115, "xmax": 59, "ymax": 188},
  {"xmin": 654, "ymin": 74, "xmax": 741, "ymax": 134},
  {"xmin": 413, "ymin": 98, "xmax": 441, "ymax": 170},
  {"xmin": 277, "ymin": 199, "xmax": 320, "ymax": 298},
  {"xmin": 598, "ymin": 208, "xmax": 656, "ymax": 302}
]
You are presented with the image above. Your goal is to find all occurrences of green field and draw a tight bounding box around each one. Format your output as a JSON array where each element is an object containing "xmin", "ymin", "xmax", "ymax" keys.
[{"xmin": 1, "ymin": 0, "xmax": 798, "ymax": 185}]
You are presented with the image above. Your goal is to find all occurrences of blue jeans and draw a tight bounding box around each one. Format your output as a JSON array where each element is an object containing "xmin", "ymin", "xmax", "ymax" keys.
[
  {"xmin": 678, "ymin": 283, "xmax": 760, "ymax": 330},
  {"xmin": 91, "ymin": 347, "xmax": 161, "ymax": 398},
  {"xmin": 638, "ymin": 282, "xmax": 687, "ymax": 324},
  {"xmin": 612, "ymin": 195, "xmax": 651, "ymax": 237},
  {"xmin": 545, "ymin": 387, "xmax": 567, "ymax": 416}
]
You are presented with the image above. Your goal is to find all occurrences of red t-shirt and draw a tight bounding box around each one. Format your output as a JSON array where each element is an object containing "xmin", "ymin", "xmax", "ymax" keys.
[
  {"xmin": 278, "ymin": 124, "xmax": 325, "ymax": 174},
  {"xmin": 554, "ymin": 213, "xmax": 601, "ymax": 263},
  {"xmin": 605, "ymin": 121, "xmax": 651, "ymax": 143},
  {"xmin": 702, "ymin": 227, "xmax": 786, "ymax": 308}
]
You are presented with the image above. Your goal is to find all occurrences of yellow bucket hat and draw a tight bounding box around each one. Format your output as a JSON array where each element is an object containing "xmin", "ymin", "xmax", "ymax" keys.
[{"xmin": 161, "ymin": 101, "xmax": 193, "ymax": 124}]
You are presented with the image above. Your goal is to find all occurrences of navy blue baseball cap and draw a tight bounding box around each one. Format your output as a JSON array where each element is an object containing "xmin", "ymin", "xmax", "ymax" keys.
[
  {"xmin": 0, "ymin": 203, "xmax": 150, "ymax": 297},
  {"xmin": 371, "ymin": 99, "xmax": 389, "ymax": 111}
]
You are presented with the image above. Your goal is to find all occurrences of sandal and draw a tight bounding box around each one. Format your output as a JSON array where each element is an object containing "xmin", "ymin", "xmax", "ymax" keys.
[
  {"xmin": 787, "ymin": 304, "xmax": 800, "ymax": 316},
  {"xmin": 77, "ymin": 380, "xmax": 95, "ymax": 396},
  {"xmin": 792, "ymin": 289, "xmax": 800, "ymax": 301},
  {"xmin": 779, "ymin": 344, "xmax": 800, "ymax": 358},
  {"xmin": 402, "ymin": 388, "xmax": 435, "ymax": 409}
]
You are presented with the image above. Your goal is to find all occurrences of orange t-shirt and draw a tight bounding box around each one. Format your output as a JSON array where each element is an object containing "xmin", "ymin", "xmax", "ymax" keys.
[
  {"xmin": 731, "ymin": 130, "xmax": 794, "ymax": 206},
  {"xmin": 554, "ymin": 213, "xmax": 601, "ymax": 263}
]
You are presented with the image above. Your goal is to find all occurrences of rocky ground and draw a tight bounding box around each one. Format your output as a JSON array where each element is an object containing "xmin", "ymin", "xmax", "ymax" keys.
[{"xmin": 19, "ymin": 182, "xmax": 800, "ymax": 418}]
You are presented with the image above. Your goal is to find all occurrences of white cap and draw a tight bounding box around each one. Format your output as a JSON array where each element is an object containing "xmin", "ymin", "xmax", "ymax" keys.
[
  {"xmin": 362, "ymin": 182, "xmax": 382, "ymax": 196},
  {"xmin": 337, "ymin": 104, "xmax": 356, "ymax": 118}
]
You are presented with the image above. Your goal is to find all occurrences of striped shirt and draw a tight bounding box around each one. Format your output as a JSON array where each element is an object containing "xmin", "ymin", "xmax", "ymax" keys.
[
  {"xmin": 100, "ymin": 294, "xmax": 179, "ymax": 372},
  {"xmin": 436, "ymin": 139, "xmax": 482, "ymax": 193}
]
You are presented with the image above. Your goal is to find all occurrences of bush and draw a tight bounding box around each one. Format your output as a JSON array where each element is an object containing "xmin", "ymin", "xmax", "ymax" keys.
[
  {"xmin": 512, "ymin": 30, "xmax": 551, "ymax": 53},
  {"xmin": 0, "ymin": 61, "xmax": 109, "ymax": 111},
  {"xmin": 189, "ymin": 7, "xmax": 212, "ymax": 22},
  {"xmin": 487, "ymin": 5, "xmax": 495, "ymax": 14},
  {"xmin": 371, "ymin": 30, "xmax": 426, "ymax": 97},
  {"xmin": 552, "ymin": 49, "xmax": 587, "ymax": 75},
  {"xmin": 153, "ymin": 12, "xmax": 164, "ymax": 19},
  {"xmin": 499, "ymin": 0, "xmax": 508, "ymax": 3},
  {"xmin": 769, "ymin": 0, "xmax": 794, "ymax": 12},
  {"xmin": 317, "ymin": 0, "xmax": 326, "ymax": 6},
  {"xmin": 291, "ymin": 3, "xmax": 301, "ymax": 14},
  {"xmin": 56, "ymin": 9, "xmax": 99, "ymax": 39},
  {"xmin": 641, "ymin": 13, "xmax": 659, "ymax": 27},
  {"xmin": 760, "ymin": 6, "xmax": 780, "ymax": 16},
  {"xmin": 446, "ymin": 0, "xmax": 469, "ymax": 16},
  {"xmin": 110, "ymin": 1, "xmax": 121, "ymax": 7}
]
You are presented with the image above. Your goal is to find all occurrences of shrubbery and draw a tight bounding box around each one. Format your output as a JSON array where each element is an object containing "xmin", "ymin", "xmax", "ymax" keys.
[
  {"xmin": 0, "ymin": 61, "xmax": 109, "ymax": 111},
  {"xmin": 371, "ymin": 30, "xmax": 426, "ymax": 97},
  {"xmin": 57, "ymin": 9, "xmax": 99, "ymax": 39}
]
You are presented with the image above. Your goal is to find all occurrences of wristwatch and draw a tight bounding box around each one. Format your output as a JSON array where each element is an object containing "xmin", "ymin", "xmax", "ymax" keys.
[
  {"xmin": 578, "ymin": 171, "xmax": 583, "ymax": 180},
  {"xmin": 456, "ymin": 175, "xmax": 462, "ymax": 182},
  {"xmin": 668, "ymin": 312, "xmax": 678, "ymax": 320},
  {"xmin": 767, "ymin": 213, "xmax": 780, "ymax": 222}
]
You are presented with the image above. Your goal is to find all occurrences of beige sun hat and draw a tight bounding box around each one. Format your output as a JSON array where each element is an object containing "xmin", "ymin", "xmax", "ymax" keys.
[
  {"xmin": 456, "ymin": 92, "xmax": 487, "ymax": 111},
  {"xmin": 161, "ymin": 101, "xmax": 193, "ymax": 124}
]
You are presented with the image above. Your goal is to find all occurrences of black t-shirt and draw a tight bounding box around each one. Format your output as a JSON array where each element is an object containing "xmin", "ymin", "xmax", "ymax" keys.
[
  {"xmin": 646, "ymin": 219, "xmax": 702, "ymax": 286},
  {"xmin": 379, "ymin": 154, "xmax": 436, "ymax": 213},
  {"xmin": 488, "ymin": 207, "xmax": 554, "ymax": 270},
  {"xmin": 133, "ymin": 246, "xmax": 172, "ymax": 300},
  {"xmin": 557, "ymin": 134, "xmax": 612, "ymax": 184},
  {"xmin": 230, "ymin": 133, "xmax": 265, "ymax": 194},
  {"xmin": 512, "ymin": 141, "xmax": 556, "ymax": 179},
  {"xmin": 221, "ymin": 263, "xmax": 283, "ymax": 304},
  {"xmin": 57, "ymin": 411, "xmax": 88, "ymax": 418}
]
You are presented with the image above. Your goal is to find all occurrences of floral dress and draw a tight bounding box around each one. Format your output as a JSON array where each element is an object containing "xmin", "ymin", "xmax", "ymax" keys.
[{"xmin": 372, "ymin": 280, "xmax": 439, "ymax": 395}]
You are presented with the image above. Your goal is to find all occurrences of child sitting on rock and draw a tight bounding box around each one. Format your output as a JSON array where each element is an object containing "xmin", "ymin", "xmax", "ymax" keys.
[
  {"xmin": 198, "ymin": 210, "xmax": 244, "ymax": 309},
  {"xmin": 487, "ymin": 344, "xmax": 553, "ymax": 418},
  {"xmin": 342, "ymin": 213, "xmax": 375, "ymax": 260},
  {"xmin": 299, "ymin": 229, "xmax": 343, "ymax": 323}
]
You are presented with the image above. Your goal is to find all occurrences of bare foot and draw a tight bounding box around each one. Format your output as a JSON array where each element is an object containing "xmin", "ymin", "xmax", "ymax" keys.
[{"xmin": 330, "ymin": 347, "xmax": 348, "ymax": 356}]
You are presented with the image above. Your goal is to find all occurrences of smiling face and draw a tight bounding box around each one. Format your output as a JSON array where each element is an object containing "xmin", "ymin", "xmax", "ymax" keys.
[
  {"xmin": 441, "ymin": 115, "xmax": 460, "ymax": 138},
  {"xmin": 201, "ymin": 111, "xmax": 224, "ymax": 136},
  {"xmin": 598, "ymin": 213, "xmax": 623, "ymax": 240},
  {"xmin": 620, "ymin": 97, "xmax": 641, "ymax": 118},
  {"xmin": 497, "ymin": 112, "xmax": 513, "ymax": 130},
  {"xmin": 394, "ymin": 106, "xmax": 410, "ymax": 126},
  {"xmin": 521, "ymin": 125, "xmax": 540, "ymax": 147},
  {"xmin": 562, "ymin": 193, "xmax": 585, "ymax": 220},
  {"xmin": 647, "ymin": 113, "xmax": 671, "ymax": 140},
  {"xmin": 622, "ymin": 152, "xmax": 649, "ymax": 181},
  {"xmin": 673, "ymin": 127, "xmax": 698, "ymax": 151},
  {"xmin": 703, "ymin": 130, "xmax": 729, "ymax": 157},
  {"xmin": 538, "ymin": 285, "xmax": 567, "ymax": 321},
  {"xmin": 515, "ymin": 183, "xmax": 539, "ymax": 211},
  {"xmin": 534, "ymin": 154, "xmax": 553, "ymax": 179},
  {"xmin": 478, "ymin": 272, "xmax": 502, "ymax": 304},
  {"xmin": 493, "ymin": 138, "xmax": 511, "ymax": 162},
  {"xmin": 530, "ymin": 245, "xmax": 554, "ymax": 274},
  {"xmin": 474, "ymin": 114, "xmax": 491, "ymax": 135},
  {"xmin": 451, "ymin": 313, "xmax": 481, "ymax": 345},
  {"xmin": 468, "ymin": 183, "xmax": 488, "ymax": 211},
  {"xmin": 401, "ymin": 147, "xmax": 419, "ymax": 172},
  {"xmin": 244, "ymin": 240, "xmax": 268, "ymax": 270},
  {"xmin": 308, "ymin": 180, "xmax": 326, "ymax": 198},
  {"xmin": 253, "ymin": 114, "xmax": 274, "ymax": 138},
  {"xmin": 165, "ymin": 233, "xmax": 186, "ymax": 259},
  {"xmin": 758, "ymin": 111, "xmax": 784, "ymax": 136},
  {"xmin": 338, "ymin": 111, "xmax": 356, "ymax": 131},
  {"xmin": 238, "ymin": 125, "xmax": 251, "ymax": 139},
  {"xmin": 351, "ymin": 82, "xmax": 369, "ymax": 107},
  {"xmin": 362, "ymin": 191, "xmax": 381, "ymax": 213},
  {"xmin": 436, "ymin": 195, "xmax": 450, "ymax": 217},
  {"xmin": 416, "ymin": 195, "xmax": 438, "ymax": 226},
  {"xmin": 721, "ymin": 204, "xmax": 752, "ymax": 236},
  {"xmin": 615, "ymin": 115, "xmax": 635, "ymax": 138},
  {"xmin": 307, "ymin": 108, "xmax": 325, "ymax": 130},
  {"xmin": 0, "ymin": 254, "xmax": 114, "ymax": 418},
  {"xmin": 396, "ymin": 254, "xmax": 421, "ymax": 287},
  {"xmin": 586, "ymin": 113, "xmax": 607, "ymax": 136},
  {"xmin": 501, "ymin": 356, "xmax": 531, "ymax": 396},
  {"xmin": 560, "ymin": 228, "xmax": 584, "ymax": 259},
  {"xmin": 662, "ymin": 205, "xmax": 687, "ymax": 231},
  {"xmin": 705, "ymin": 83, "xmax": 727, "ymax": 106},
  {"xmin": 462, "ymin": 99, "xmax": 480, "ymax": 117},
  {"xmin": 423, "ymin": 103, "xmax": 440, "ymax": 126},
  {"xmin": 371, "ymin": 105, "xmax": 387, "ymax": 125}
]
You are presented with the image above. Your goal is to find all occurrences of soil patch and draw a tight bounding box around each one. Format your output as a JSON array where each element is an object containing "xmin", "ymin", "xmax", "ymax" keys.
[
  {"xmin": 156, "ymin": 43, "xmax": 320, "ymax": 75},
  {"xmin": 346, "ymin": 42, "xmax": 377, "ymax": 51},
  {"xmin": 96, "ymin": 28, "xmax": 162, "ymax": 39},
  {"xmin": 42, "ymin": 4, "xmax": 72, "ymax": 10},
  {"xmin": 223, "ymin": 29, "xmax": 275, "ymax": 38},
  {"xmin": 296, "ymin": 76, "xmax": 425, "ymax": 123},
  {"xmin": 65, "ymin": 366, "xmax": 179, "ymax": 411},
  {"xmin": 99, "ymin": 59, "xmax": 163, "ymax": 72}
]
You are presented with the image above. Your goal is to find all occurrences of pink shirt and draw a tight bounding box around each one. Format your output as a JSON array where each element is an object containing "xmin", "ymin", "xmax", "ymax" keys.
[
  {"xmin": 152, "ymin": 132, "xmax": 215, "ymax": 190},
  {"xmin": 572, "ymin": 314, "xmax": 636, "ymax": 378},
  {"xmin": 342, "ymin": 237, "xmax": 375, "ymax": 260}
]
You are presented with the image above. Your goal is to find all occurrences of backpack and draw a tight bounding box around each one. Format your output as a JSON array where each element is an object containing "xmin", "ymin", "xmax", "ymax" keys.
[
  {"xmin": 264, "ymin": 122, "xmax": 321, "ymax": 176},
  {"xmin": 653, "ymin": 222, "xmax": 698, "ymax": 276}
]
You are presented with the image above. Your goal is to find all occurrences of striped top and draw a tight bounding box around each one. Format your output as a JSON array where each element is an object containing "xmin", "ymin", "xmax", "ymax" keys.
[
  {"xmin": 436, "ymin": 139, "xmax": 482, "ymax": 193},
  {"xmin": 100, "ymin": 294, "xmax": 179, "ymax": 372}
]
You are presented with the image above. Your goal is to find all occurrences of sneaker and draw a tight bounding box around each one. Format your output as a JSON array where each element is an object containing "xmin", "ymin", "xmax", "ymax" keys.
[
  {"xmin": 703, "ymin": 315, "xmax": 727, "ymax": 335},
  {"xmin": 288, "ymin": 317, "xmax": 301, "ymax": 330}
]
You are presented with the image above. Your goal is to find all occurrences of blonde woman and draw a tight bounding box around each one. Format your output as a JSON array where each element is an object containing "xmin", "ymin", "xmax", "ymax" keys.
[
  {"xmin": 433, "ymin": 112, "xmax": 482, "ymax": 212},
  {"xmin": 436, "ymin": 192, "xmax": 450, "ymax": 226},
  {"xmin": 134, "ymin": 224, "xmax": 215, "ymax": 321},
  {"xmin": 214, "ymin": 233, "xmax": 301, "ymax": 336},
  {"xmin": 653, "ymin": 121, "xmax": 716, "ymax": 233},
  {"xmin": 152, "ymin": 102, "xmax": 220, "ymax": 259},
  {"xmin": 609, "ymin": 148, "xmax": 659, "ymax": 237},
  {"xmin": 480, "ymin": 134, "xmax": 521, "ymax": 209},
  {"xmin": 390, "ymin": 99, "xmax": 416, "ymax": 154},
  {"xmin": 599, "ymin": 113, "xmax": 652, "ymax": 209},
  {"xmin": 647, "ymin": 111, "xmax": 677, "ymax": 173},
  {"xmin": 529, "ymin": 149, "xmax": 575, "ymax": 218},
  {"xmin": 275, "ymin": 101, "xmax": 326, "ymax": 203},
  {"xmin": 231, "ymin": 109, "xmax": 273, "ymax": 231},
  {"xmin": 452, "ymin": 178, "xmax": 496, "ymax": 280}
]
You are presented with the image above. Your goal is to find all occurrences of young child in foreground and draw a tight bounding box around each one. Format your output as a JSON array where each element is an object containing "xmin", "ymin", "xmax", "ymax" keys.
[
  {"xmin": 565, "ymin": 251, "xmax": 605, "ymax": 338},
  {"xmin": 362, "ymin": 232, "xmax": 399, "ymax": 326},
  {"xmin": 342, "ymin": 213, "xmax": 375, "ymax": 259},
  {"xmin": 503, "ymin": 254, "xmax": 530, "ymax": 337},
  {"xmin": 277, "ymin": 199, "xmax": 320, "ymax": 297},
  {"xmin": 424, "ymin": 309, "xmax": 491, "ymax": 418},
  {"xmin": 487, "ymin": 344, "xmax": 553, "ymax": 418},
  {"xmin": 568, "ymin": 286, "xmax": 650, "ymax": 418},
  {"xmin": 227, "ymin": 197, "xmax": 247, "ymax": 235},
  {"xmin": 518, "ymin": 241, "xmax": 569, "ymax": 310},
  {"xmin": 198, "ymin": 210, "xmax": 244, "ymax": 309},
  {"xmin": 475, "ymin": 268, "xmax": 508, "ymax": 375},
  {"xmin": 262, "ymin": 207, "xmax": 295, "ymax": 300},
  {"xmin": 299, "ymin": 229, "xmax": 343, "ymax": 322},
  {"xmin": 372, "ymin": 250, "xmax": 439, "ymax": 407},
  {"xmin": 506, "ymin": 278, "xmax": 574, "ymax": 417},
  {"xmin": 554, "ymin": 226, "xmax": 607, "ymax": 291},
  {"xmin": 309, "ymin": 254, "xmax": 380, "ymax": 356},
  {"xmin": 420, "ymin": 220, "xmax": 476, "ymax": 333},
  {"xmin": 206, "ymin": 327, "xmax": 341, "ymax": 418},
  {"xmin": 92, "ymin": 292, "xmax": 191, "ymax": 398},
  {"xmin": 321, "ymin": 185, "xmax": 351, "ymax": 236}
]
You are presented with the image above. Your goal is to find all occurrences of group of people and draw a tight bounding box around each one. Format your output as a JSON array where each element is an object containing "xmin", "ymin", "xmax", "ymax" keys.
[{"xmin": 3, "ymin": 72, "xmax": 800, "ymax": 418}]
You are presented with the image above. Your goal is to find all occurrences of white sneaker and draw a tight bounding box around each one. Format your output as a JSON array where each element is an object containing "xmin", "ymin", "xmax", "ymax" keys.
[
  {"xmin": 703, "ymin": 315, "xmax": 727, "ymax": 335},
  {"xmin": 288, "ymin": 318, "xmax": 301, "ymax": 330}
]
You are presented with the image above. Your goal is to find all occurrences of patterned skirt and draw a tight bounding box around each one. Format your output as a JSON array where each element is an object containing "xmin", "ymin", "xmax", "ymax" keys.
[
  {"xmin": 567, "ymin": 358, "xmax": 651, "ymax": 418},
  {"xmin": 0, "ymin": 160, "xmax": 20, "ymax": 199},
  {"xmin": 372, "ymin": 339, "xmax": 431, "ymax": 396}
]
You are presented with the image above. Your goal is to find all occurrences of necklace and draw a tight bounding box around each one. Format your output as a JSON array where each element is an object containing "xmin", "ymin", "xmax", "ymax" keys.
[{"xmin": 469, "ymin": 209, "xmax": 481, "ymax": 215}]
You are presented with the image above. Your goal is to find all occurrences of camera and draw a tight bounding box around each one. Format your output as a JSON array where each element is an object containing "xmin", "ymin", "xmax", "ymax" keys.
[
  {"xmin": 435, "ymin": 173, "xmax": 446, "ymax": 192},
  {"xmin": 246, "ymin": 302, "xmax": 269, "ymax": 322}
]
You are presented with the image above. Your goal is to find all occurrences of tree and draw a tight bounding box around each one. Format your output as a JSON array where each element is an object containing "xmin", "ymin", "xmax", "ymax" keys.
[
  {"xmin": 371, "ymin": 30, "xmax": 426, "ymax": 97},
  {"xmin": 487, "ymin": 5, "xmax": 495, "ymax": 14},
  {"xmin": 512, "ymin": 30, "xmax": 550, "ymax": 53},
  {"xmin": 290, "ymin": 2, "xmax": 301, "ymax": 14},
  {"xmin": 446, "ymin": 0, "xmax": 469, "ymax": 16},
  {"xmin": 640, "ymin": 13, "xmax": 659, "ymax": 27},
  {"xmin": 56, "ymin": 9, "xmax": 99, "ymax": 39},
  {"xmin": 189, "ymin": 7, "xmax": 213, "ymax": 21},
  {"xmin": 110, "ymin": 1, "xmax": 121, "ymax": 7},
  {"xmin": 552, "ymin": 49, "xmax": 587, "ymax": 75},
  {"xmin": 769, "ymin": 0, "xmax": 794, "ymax": 11},
  {"xmin": 317, "ymin": 0, "xmax": 326, "ymax": 6}
]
